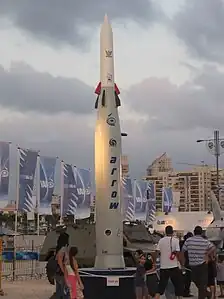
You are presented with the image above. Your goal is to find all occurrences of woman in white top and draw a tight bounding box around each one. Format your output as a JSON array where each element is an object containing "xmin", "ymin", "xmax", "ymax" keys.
[{"xmin": 66, "ymin": 246, "xmax": 84, "ymax": 299}]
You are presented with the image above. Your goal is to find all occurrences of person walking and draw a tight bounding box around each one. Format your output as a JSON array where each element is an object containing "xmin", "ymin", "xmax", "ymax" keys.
[
  {"xmin": 216, "ymin": 255, "xmax": 224, "ymax": 298},
  {"xmin": 145, "ymin": 253, "xmax": 158, "ymax": 298},
  {"xmin": 55, "ymin": 232, "xmax": 70, "ymax": 299},
  {"xmin": 182, "ymin": 226, "xmax": 215, "ymax": 299},
  {"xmin": 207, "ymin": 253, "xmax": 217, "ymax": 299},
  {"xmin": 155, "ymin": 225, "xmax": 184, "ymax": 299},
  {"xmin": 135, "ymin": 253, "xmax": 148, "ymax": 299},
  {"xmin": 66, "ymin": 246, "xmax": 84, "ymax": 299},
  {"xmin": 180, "ymin": 232, "xmax": 193, "ymax": 297}
]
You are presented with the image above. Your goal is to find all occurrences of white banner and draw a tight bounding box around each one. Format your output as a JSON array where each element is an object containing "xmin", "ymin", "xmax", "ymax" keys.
[{"xmin": 172, "ymin": 191, "xmax": 180, "ymax": 212}]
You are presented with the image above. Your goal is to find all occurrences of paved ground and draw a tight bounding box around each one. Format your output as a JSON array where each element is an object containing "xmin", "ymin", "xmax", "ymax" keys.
[
  {"xmin": 0, "ymin": 278, "xmax": 218, "ymax": 299},
  {"xmin": 1, "ymin": 279, "xmax": 54, "ymax": 299},
  {"xmin": 0, "ymin": 279, "xmax": 182, "ymax": 299}
]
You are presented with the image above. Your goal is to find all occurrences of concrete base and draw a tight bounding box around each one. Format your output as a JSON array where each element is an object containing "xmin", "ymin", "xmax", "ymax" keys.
[{"xmin": 79, "ymin": 268, "xmax": 136, "ymax": 299}]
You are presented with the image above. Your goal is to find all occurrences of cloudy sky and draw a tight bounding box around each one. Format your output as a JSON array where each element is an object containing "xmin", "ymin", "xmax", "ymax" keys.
[{"xmin": 0, "ymin": 0, "xmax": 224, "ymax": 180}]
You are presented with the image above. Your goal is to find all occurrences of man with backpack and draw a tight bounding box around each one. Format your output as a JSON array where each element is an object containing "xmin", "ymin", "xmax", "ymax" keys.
[{"xmin": 46, "ymin": 232, "xmax": 70, "ymax": 299}]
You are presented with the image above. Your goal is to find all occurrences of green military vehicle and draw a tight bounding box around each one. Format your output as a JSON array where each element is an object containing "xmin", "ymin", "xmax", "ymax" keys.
[{"xmin": 40, "ymin": 222, "xmax": 161, "ymax": 267}]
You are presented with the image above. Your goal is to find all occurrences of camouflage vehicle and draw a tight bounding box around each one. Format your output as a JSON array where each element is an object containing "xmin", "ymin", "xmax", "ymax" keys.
[{"xmin": 40, "ymin": 222, "xmax": 161, "ymax": 267}]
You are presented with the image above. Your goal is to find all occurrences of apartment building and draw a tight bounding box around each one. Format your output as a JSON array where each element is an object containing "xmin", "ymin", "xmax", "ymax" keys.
[
  {"xmin": 145, "ymin": 155, "xmax": 224, "ymax": 211},
  {"xmin": 145, "ymin": 153, "xmax": 172, "ymax": 211},
  {"xmin": 146, "ymin": 152, "xmax": 172, "ymax": 176},
  {"xmin": 172, "ymin": 168, "xmax": 211, "ymax": 212},
  {"xmin": 145, "ymin": 173, "xmax": 170, "ymax": 211}
]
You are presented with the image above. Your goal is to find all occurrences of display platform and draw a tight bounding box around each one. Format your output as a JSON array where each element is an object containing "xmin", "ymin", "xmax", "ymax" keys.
[{"xmin": 79, "ymin": 267, "xmax": 136, "ymax": 299}]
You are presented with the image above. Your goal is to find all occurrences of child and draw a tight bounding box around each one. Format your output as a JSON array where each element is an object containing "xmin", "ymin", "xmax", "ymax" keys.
[
  {"xmin": 145, "ymin": 253, "xmax": 158, "ymax": 299},
  {"xmin": 217, "ymin": 255, "xmax": 224, "ymax": 298},
  {"xmin": 66, "ymin": 246, "xmax": 84, "ymax": 299},
  {"xmin": 135, "ymin": 253, "xmax": 148, "ymax": 299}
]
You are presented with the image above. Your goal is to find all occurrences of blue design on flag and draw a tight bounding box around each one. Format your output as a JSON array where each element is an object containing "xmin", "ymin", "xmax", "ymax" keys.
[
  {"xmin": 134, "ymin": 180, "xmax": 148, "ymax": 221},
  {"xmin": 146, "ymin": 181, "xmax": 156, "ymax": 224},
  {"xmin": 122, "ymin": 177, "xmax": 134, "ymax": 221},
  {"xmin": 74, "ymin": 168, "xmax": 91, "ymax": 219},
  {"xmin": 63, "ymin": 164, "xmax": 78, "ymax": 216},
  {"xmin": 39, "ymin": 156, "xmax": 57, "ymax": 215},
  {"xmin": 162, "ymin": 187, "xmax": 173, "ymax": 213},
  {"xmin": 0, "ymin": 142, "xmax": 10, "ymax": 207},
  {"xmin": 18, "ymin": 148, "xmax": 38, "ymax": 212},
  {"xmin": 3, "ymin": 251, "xmax": 39, "ymax": 261}
]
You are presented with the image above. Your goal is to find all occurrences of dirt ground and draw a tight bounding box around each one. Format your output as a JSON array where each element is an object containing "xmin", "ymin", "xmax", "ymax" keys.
[{"xmin": 1, "ymin": 279, "xmax": 54, "ymax": 299}]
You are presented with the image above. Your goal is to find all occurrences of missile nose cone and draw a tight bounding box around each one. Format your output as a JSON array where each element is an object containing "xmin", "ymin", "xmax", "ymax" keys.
[
  {"xmin": 101, "ymin": 14, "xmax": 112, "ymax": 31},
  {"xmin": 104, "ymin": 14, "xmax": 109, "ymax": 23}
]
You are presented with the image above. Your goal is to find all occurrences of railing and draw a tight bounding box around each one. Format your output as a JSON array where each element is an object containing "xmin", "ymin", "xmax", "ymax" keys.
[{"xmin": 2, "ymin": 245, "xmax": 46, "ymax": 281}]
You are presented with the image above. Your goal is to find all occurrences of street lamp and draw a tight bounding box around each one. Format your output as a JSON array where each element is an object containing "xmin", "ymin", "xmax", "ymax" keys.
[{"xmin": 197, "ymin": 130, "xmax": 224, "ymax": 202}]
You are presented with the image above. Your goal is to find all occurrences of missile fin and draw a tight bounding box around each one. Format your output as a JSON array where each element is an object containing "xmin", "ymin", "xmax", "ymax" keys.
[
  {"xmin": 115, "ymin": 92, "xmax": 121, "ymax": 107},
  {"xmin": 95, "ymin": 96, "xmax": 99, "ymax": 109},
  {"xmin": 102, "ymin": 90, "xmax": 106, "ymax": 106},
  {"xmin": 95, "ymin": 82, "xmax": 101, "ymax": 95},
  {"xmin": 95, "ymin": 82, "xmax": 120, "ymax": 95},
  {"xmin": 114, "ymin": 83, "xmax": 120, "ymax": 95}
]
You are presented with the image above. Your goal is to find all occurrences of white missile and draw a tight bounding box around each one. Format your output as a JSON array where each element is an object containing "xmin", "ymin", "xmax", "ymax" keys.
[{"xmin": 94, "ymin": 15, "xmax": 125, "ymax": 269}]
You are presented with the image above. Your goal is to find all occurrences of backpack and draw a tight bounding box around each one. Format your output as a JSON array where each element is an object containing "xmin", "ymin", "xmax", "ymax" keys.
[
  {"xmin": 46, "ymin": 250, "xmax": 66, "ymax": 283},
  {"xmin": 46, "ymin": 255, "xmax": 57, "ymax": 285}
]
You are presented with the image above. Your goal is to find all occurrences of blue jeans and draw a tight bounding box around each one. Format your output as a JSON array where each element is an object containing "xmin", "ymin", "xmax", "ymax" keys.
[{"xmin": 55, "ymin": 276, "xmax": 70, "ymax": 299}]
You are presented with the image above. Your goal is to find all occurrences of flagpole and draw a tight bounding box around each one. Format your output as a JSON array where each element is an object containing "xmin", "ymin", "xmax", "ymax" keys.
[
  {"xmin": 73, "ymin": 165, "xmax": 77, "ymax": 224},
  {"xmin": 15, "ymin": 147, "xmax": 20, "ymax": 236},
  {"xmin": 13, "ymin": 146, "xmax": 20, "ymax": 280},
  {"xmin": 146, "ymin": 182, "xmax": 151, "ymax": 224},
  {"xmin": 59, "ymin": 160, "xmax": 64, "ymax": 226},
  {"xmin": 36, "ymin": 155, "xmax": 40, "ymax": 235},
  {"xmin": 120, "ymin": 160, "xmax": 124, "ymax": 221},
  {"xmin": 133, "ymin": 179, "xmax": 137, "ymax": 221},
  {"xmin": 162, "ymin": 187, "xmax": 164, "ymax": 213}
]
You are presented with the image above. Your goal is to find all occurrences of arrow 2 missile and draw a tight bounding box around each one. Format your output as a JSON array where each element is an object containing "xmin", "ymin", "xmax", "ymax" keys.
[{"xmin": 94, "ymin": 15, "xmax": 125, "ymax": 269}]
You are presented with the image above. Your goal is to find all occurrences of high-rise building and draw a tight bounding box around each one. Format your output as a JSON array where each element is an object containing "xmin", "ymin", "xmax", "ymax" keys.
[
  {"xmin": 145, "ymin": 155, "xmax": 224, "ymax": 211},
  {"xmin": 170, "ymin": 168, "xmax": 211, "ymax": 212},
  {"xmin": 144, "ymin": 173, "xmax": 169, "ymax": 211},
  {"xmin": 145, "ymin": 153, "xmax": 172, "ymax": 210},
  {"xmin": 146, "ymin": 152, "xmax": 172, "ymax": 176}
]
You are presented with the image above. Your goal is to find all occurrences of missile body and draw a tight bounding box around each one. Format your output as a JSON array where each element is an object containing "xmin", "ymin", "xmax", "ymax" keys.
[{"xmin": 94, "ymin": 15, "xmax": 125, "ymax": 269}]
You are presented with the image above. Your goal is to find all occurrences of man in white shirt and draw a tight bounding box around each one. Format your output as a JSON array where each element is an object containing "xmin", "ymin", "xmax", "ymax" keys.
[{"xmin": 155, "ymin": 225, "xmax": 184, "ymax": 299}]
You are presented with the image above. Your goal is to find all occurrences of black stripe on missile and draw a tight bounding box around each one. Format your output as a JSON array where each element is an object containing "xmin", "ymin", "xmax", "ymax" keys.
[
  {"xmin": 115, "ymin": 92, "xmax": 121, "ymax": 107},
  {"xmin": 95, "ymin": 96, "xmax": 99, "ymax": 109},
  {"xmin": 102, "ymin": 90, "xmax": 106, "ymax": 106}
]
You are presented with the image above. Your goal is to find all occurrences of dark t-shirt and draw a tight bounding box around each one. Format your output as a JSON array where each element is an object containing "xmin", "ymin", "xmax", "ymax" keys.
[
  {"xmin": 135, "ymin": 264, "xmax": 146, "ymax": 287},
  {"xmin": 180, "ymin": 240, "xmax": 189, "ymax": 266},
  {"xmin": 144, "ymin": 257, "xmax": 153, "ymax": 271}
]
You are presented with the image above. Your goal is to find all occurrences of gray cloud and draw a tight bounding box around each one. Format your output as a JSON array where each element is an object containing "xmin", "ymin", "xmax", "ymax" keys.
[
  {"xmin": 126, "ymin": 65, "xmax": 224, "ymax": 132},
  {"xmin": 0, "ymin": 107, "xmax": 214, "ymax": 184},
  {"xmin": 172, "ymin": 0, "xmax": 224, "ymax": 63},
  {"xmin": 0, "ymin": 0, "xmax": 160, "ymax": 47},
  {"xmin": 0, "ymin": 61, "xmax": 224, "ymax": 178},
  {"xmin": 0, "ymin": 62, "xmax": 93, "ymax": 114}
]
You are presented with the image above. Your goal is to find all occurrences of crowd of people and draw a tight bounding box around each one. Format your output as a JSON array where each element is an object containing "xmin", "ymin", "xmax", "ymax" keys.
[
  {"xmin": 47, "ymin": 232, "xmax": 84, "ymax": 299},
  {"xmin": 48, "ymin": 226, "xmax": 224, "ymax": 299},
  {"xmin": 135, "ymin": 225, "xmax": 224, "ymax": 299}
]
